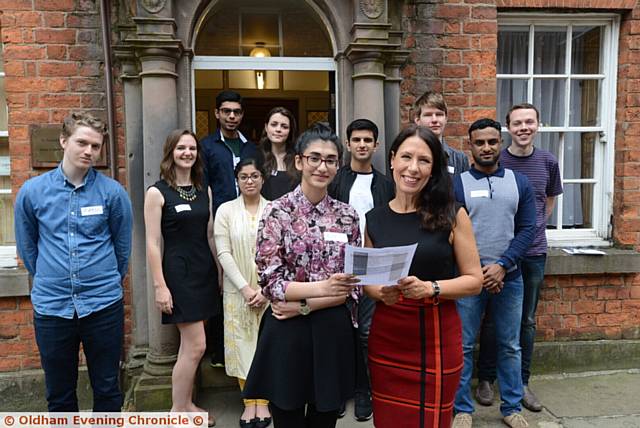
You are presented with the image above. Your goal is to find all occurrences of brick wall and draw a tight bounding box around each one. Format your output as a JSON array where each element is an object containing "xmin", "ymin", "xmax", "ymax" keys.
[
  {"xmin": 402, "ymin": 0, "xmax": 640, "ymax": 341},
  {"xmin": 0, "ymin": 0, "xmax": 130, "ymax": 372}
]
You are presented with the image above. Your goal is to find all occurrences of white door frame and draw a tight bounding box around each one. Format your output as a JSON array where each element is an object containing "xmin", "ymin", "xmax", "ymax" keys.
[{"xmin": 191, "ymin": 56, "xmax": 339, "ymax": 132}]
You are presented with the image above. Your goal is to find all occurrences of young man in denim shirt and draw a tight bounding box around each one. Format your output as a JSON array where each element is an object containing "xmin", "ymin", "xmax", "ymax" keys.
[{"xmin": 15, "ymin": 112, "xmax": 132, "ymax": 411}]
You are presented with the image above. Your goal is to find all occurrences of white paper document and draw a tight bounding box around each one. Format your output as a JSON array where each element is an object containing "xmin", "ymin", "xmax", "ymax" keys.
[{"xmin": 344, "ymin": 243, "xmax": 418, "ymax": 286}]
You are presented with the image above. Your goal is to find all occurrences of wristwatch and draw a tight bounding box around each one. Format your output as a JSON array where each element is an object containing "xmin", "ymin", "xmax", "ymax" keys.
[
  {"xmin": 431, "ymin": 281, "xmax": 441, "ymax": 298},
  {"xmin": 299, "ymin": 299, "xmax": 311, "ymax": 316}
]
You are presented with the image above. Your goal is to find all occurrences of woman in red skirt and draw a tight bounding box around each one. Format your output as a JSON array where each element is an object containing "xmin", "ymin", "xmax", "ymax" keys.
[{"xmin": 365, "ymin": 125, "xmax": 482, "ymax": 427}]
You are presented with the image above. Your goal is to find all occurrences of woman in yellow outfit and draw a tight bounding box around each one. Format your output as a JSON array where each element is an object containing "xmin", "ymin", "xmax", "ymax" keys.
[{"xmin": 214, "ymin": 158, "xmax": 271, "ymax": 428}]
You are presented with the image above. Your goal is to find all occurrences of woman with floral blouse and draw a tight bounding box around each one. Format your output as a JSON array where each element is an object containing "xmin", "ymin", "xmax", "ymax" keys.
[{"xmin": 243, "ymin": 122, "xmax": 361, "ymax": 428}]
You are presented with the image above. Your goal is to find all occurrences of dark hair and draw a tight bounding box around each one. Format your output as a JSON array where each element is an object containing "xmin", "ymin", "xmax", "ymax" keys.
[
  {"xmin": 61, "ymin": 111, "xmax": 108, "ymax": 140},
  {"xmin": 259, "ymin": 107, "xmax": 298, "ymax": 178},
  {"xmin": 468, "ymin": 118, "xmax": 502, "ymax": 138},
  {"xmin": 216, "ymin": 90, "xmax": 243, "ymax": 109},
  {"xmin": 505, "ymin": 103, "xmax": 539, "ymax": 126},
  {"xmin": 160, "ymin": 129, "xmax": 205, "ymax": 191},
  {"xmin": 389, "ymin": 124, "xmax": 455, "ymax": 231},
  {"xmin": 234, "ymin": 157, "xmax": 264, "ymax": 178},
  {"xmin": 346, "ymin": 118, "xmax": 378, "ymax": 142},
  {"xmin": 295, "ymin": 122, "xmax": 343, "ymax": 160},
  {"xmin": 413, "ymin": 91, "xmax": 448, "ymax": 119}
]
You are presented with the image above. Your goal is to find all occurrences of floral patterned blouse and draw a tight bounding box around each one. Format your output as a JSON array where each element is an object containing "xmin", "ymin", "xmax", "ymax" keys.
[{"xmin": 255, "ymin": 186, "xmax": 362, "ymax": 323}]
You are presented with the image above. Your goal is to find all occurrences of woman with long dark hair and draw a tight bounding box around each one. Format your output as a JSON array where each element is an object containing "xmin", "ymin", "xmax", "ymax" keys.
[
  {"xmin": 144, "ymin": 129, "xmax": 218, "ymax": 426},
  {"xmin": 364, "ymin": 124, "xmax": 482, "ymax": 427},
  {"xmin": 257, "ymin": 107, "xmax": 299, "ymax": 200}
]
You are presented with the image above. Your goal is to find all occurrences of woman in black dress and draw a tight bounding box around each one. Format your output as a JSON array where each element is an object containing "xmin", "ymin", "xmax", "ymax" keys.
[
  {"xmin": 257, "ymin": 107, "xmax": 299, "ymax": 200},
  {"xmin": 144, "ymin": 129, "xmax": 218, "ymax": 426},
  {"xmin": 364, "ymin": 125, "xmax": 482, "ymax": 427}
]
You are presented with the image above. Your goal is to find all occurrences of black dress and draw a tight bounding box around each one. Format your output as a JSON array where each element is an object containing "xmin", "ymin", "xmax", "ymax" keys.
[
  {"xmin": 261, "ymin": 170, "xmax": 299, "ymax": 201},
  {"xmin": 153, "ymin": 180, "xmax": 219, "ymax": 324}
]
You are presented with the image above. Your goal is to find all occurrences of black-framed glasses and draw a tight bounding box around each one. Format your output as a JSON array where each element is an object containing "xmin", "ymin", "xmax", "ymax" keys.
[
  {"xmin": 301, "ymin": 155, "xmax": 339, "ymax": 168},
  {"xmin": 238, "ymin": 173, "xmax": 262, "ymax": 182},
  {"xmin": 219, "ymin": 108, "xmax": 243, "ymax": 116}
]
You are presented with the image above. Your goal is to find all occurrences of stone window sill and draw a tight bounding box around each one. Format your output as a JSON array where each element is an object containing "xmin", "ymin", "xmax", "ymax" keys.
[
  {"xmin": 0, "ymin": 268, "xmax": 30, "ymax": 297},
  {"xmin": 0, "ymin": 249, "xmax": 639, "ymax": 297},
  {"xmin": 546, "ymin": 248, "xmax": 640, "ymax": 275}
]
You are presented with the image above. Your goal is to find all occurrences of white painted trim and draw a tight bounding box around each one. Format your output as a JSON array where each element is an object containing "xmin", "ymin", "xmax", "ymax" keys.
[
  {"xmin": 0, "ymin": 131, "xmax": 8, "ymax": 137},
  {"xmin": 192, "ymin": 56, "xmax": 336, "ymax": 71}
]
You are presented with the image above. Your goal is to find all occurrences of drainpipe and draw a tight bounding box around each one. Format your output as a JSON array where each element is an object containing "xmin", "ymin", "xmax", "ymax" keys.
[{"xmin": 99, "ymin": 0, "xmax": 117, "ymax": 180}]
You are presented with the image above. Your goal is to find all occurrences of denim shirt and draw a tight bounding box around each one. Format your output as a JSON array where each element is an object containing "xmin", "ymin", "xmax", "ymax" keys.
[{"xmin": 15, "ymin": 165, "xmax": 133, "ymax": 319}]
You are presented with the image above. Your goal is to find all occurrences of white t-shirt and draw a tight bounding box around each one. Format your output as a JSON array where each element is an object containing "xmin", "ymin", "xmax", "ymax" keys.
[{"xmin": 349, "ymin": 173, "xmax": 375, "ymax": 241}]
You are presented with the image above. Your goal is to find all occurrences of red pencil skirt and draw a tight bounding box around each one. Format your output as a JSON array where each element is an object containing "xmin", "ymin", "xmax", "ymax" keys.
[{"xmin": 368, "ymin": 298, "xmax": 463, "ymax": 428}]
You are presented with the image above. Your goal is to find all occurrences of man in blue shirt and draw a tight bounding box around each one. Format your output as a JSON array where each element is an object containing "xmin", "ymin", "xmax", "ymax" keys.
[
  {"xmin": 452, "ymin": 119, "xmax": 535, "ymax": 428},
  {"xmin": 200, "ymin": 90, "xmax": 257, "ymax": 368},
  {"xmin": 201, "ymin": 90, "xmax": 257, "ymax": 215},
  {"xmin": 15, "ymin": 112, "xmax": 132, "ymax": 412}
]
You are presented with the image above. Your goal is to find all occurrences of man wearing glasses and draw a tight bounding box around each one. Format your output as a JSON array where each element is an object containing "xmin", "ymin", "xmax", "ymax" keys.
[
  {"xmin": 201, "ymin": 90, "xmax": 257, "ymax": 215},
  {"xmin": 329, "ymin": 118, "xmax": 394, "ymax": 422},
  {"xmin": 201, "ymin": 90, "xmax": 257, "ymax": 368}
]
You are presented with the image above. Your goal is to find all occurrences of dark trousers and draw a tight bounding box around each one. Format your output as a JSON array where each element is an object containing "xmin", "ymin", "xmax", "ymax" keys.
[
  {"xmin": 34, "ymin": 300, "xmax": 124, "ymax": 412},
  {"xmin": 477, "ymin": 255, "xmax": 547, "ymax": 385},
  {"xmin": 355, "ymin": 295, "xmax": 375, "ymax": 394},
  {"xmin": 271, "ymin": 403, "xmax": 339, "ymax": 428},
  {"xmin": 208, "ymin": 310, "xmax": 225, "ymax": 363}
]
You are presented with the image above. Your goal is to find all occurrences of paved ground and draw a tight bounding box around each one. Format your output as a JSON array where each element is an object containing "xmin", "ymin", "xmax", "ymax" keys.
[{"xmin": 197, "ymin": 369, "xmax": 640, "ymax": 427}]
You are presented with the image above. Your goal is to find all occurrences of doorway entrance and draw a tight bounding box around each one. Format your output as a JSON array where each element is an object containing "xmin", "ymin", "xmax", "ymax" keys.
[{"xmin": 191, "ymin": 0, "xmax": 337, "ymax": 142}]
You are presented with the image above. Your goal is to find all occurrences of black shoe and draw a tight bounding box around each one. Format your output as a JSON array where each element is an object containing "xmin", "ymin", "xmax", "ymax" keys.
[
  {"xmin": 239, "ymin": 417, "xmax": 255, "ymax": 428},
  {"xmin": 354, "ymin": 392, "xmax": 373, "ymax": 421},
  {"xmin": 475, "ymin": 380, "xmax": 494, "ymax": 406},
  {"xmin": 254, "ymin": 417, "xmax": 271, "ymax": 428},
  {"xmin": 209, "ymin": 355, "xmax": 224, "ymax": 368},
  {"xmin": 338, "ymin": 401, "xmax": 346, "ymax": 418},
  {"xmin": 522, "ymin": 385, "xmax": 543, "ymax": 412}
]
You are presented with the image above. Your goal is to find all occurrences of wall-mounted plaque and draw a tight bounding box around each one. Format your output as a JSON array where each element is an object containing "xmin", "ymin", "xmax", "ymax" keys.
[
  {"xmin": 31, "ymin": 125, "xmax": 63, "ymax": 167},
  {"xmin": 30, "ymin": 125, "xmax": 107, "ymax": 168}
]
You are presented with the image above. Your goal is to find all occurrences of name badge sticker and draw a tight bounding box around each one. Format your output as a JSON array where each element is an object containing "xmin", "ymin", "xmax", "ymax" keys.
[
  {"xmin": 324, "ymin": 231, "xmax": 348, "ymax": 243},
  {"xmin": 470, "ymin": 189, "xmax": 490, "ymax": 198},
  {"xmin": 175, "ymin": 204, "xmax": 192, "ymax": 213},
  {"xmin": 80, "ymin": 205, "xmax": 104, "ymax": 216},
  {"xmin": 447, "ymin": 166, "xmax": 455, "ymax": 174}
]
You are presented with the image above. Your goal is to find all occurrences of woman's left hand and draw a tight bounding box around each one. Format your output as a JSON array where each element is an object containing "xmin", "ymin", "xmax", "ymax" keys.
[
  {"xmin": 271, "ymin": 301, "xmax": 301, "ymax": 320},
  {"xmin": 397, "ymin": 276, "xmax": 432, "ymax": 300},
  {"xmin": 248, "ymin": 291, "xmax": 268, "ymax": 309}
]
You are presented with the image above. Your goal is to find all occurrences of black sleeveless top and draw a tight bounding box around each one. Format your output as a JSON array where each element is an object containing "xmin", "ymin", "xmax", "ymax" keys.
[
  {"xmin": 366, "ymin": 204, "xmax": 455, "ymax": 282},
  {"xmin": 153, "ymin": 180, "xmax": 219, "ymax": 324}
]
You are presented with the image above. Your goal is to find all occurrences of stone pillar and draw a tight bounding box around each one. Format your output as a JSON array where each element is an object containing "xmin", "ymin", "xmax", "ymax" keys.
[
  {"xmin": 131, "ymin": 46, "xmax": 181, "ymax": 411},
  {"xmin": 118, "ymin": 51, "xmax": 149, "ymax": 379},
  {"xmin": 349, "ymin": 52, "xmax": 387, "ymax": 171}
]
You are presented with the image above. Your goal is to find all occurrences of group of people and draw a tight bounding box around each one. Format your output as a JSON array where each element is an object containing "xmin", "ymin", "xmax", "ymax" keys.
[{"xmin": 14, "ymin": 87, "xmax": 562, "ymax": 428}]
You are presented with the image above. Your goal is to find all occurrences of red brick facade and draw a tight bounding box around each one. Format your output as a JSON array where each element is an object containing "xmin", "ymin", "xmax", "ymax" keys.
[
  {"xmin": 0, "ymin": 0, "xmax": 638, "ymax": 373},
  {"xmin": 0, "ymin": 0, "xmax": 129, "ymax": 371},
  {"xmin": 401, "ymin": 0, "xmax": 640, "ymax": 342}
]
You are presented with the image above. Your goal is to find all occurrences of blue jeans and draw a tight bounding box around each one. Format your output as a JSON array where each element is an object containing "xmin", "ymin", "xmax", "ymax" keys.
[
  {"xmin": 355, "ymin": 295, "xmax": 376, "ymax": 394},
  {"xmin": 34, "ymin": 300, "xmax": 124, "ymax": 412},
  {"xmin": 477, "ymin": 255, "xmax": 547, "ymax": 386},
  {"xmin": 454, "ymin": 276, "xmax": 524, "ymax": 417}
]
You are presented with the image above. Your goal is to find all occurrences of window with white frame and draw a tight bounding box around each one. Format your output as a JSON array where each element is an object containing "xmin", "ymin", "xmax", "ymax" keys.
[
  {"xmin": 497, "ymin": 14, "xmax": 619, "ymax": 246},
  {"xmin": 0, "ymin": 41, "xmax": 16, "ymax": 267}
]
